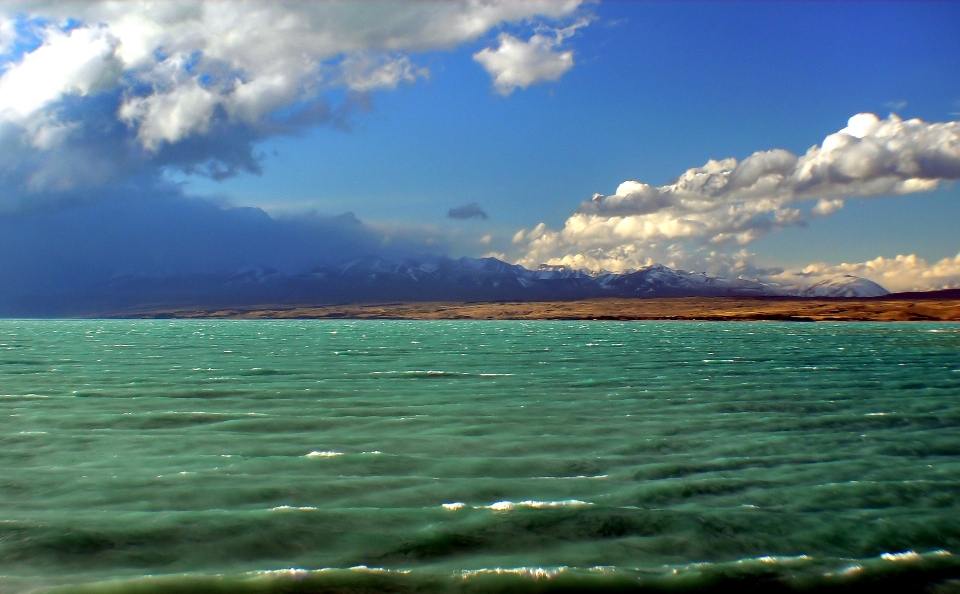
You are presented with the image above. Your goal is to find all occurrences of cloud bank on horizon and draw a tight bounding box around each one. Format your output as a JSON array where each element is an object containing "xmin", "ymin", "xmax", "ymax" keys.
[{"xmin": 512, "ymin": 113, "xmax": 960, "ymax": 292}]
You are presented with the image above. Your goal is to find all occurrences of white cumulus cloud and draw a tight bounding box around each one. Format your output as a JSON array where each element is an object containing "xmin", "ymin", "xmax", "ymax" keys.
[
  {"xmin": 338, "ymin": 53, "xmax": 427, "ymax": 93},
  {"xmin": 0, "ymin": 1, "xmax": 586, "ymax": 203},
  {"xmin": 811, "ymin": 198, "xmax": 844, "ymax": 216},
  {"xmin": 473, "ymin": 20, "xmax": 586, "ymax": 95},
  {"xmin": 0, "ymin": 24, "xmax": 122, "ymax": 121},
  {"xmin": 0, "ymin": 15, "xmax": 17, "ymax": 55},
  {"xmin": 514, "ymin": 113, "xmax": 960, "ymax": 276}
]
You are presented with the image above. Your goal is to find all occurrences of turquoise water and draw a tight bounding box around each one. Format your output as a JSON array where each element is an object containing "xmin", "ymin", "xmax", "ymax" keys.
[{"xmin": 1, "ymin": 320, "xmax": 959, "ymax": 593}]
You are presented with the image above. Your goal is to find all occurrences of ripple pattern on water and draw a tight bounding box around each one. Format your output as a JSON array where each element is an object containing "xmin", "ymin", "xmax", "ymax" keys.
[{"xmin": 0, "ymin": 320, "xmax": 958, "ymax": 591}]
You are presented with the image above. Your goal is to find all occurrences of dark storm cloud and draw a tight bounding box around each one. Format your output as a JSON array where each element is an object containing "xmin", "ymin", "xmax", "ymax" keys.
[{"xmin": 0, "ymin": 188, "xmax": 449, "ymax": 315}]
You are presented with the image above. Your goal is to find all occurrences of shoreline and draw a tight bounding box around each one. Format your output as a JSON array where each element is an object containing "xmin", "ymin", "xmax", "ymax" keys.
[{"xmin": 105, "ymin": 297, "xmax": 960, "ymax": 322}]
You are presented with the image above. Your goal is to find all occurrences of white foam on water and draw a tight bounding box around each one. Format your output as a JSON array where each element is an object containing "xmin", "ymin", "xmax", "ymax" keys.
[
  {"xmin": 478, "ymin": 500, "xmax": 593, "ymax": 511},
  {"xmin": 268, "ymin": 505, "xmax": 317, "ymax": 511},
  {"xmin": 748, "ymin": 555, "xmax": 811, "ymax": 565},
  {"xmin": 881, "ymin": 551, "xmax": 921, "ymax": 562},
  {"xmin": 442, "ymin": 502, "xmax": 466, "ymax": 511},
  {"xmin": 306, "ymin": 451, "xmax": 343, "ymax": 458},
  {"xmin": 253, "ymin": 568, "xmax": 310, "ymax": 578},
  {"xmin": 522, "ymin": 500, "xmax": 592, "ymax": 509},
  {"xmin": 348, "ymin": 566, "xmax": 411, "ymax": 574},
  {"xmin": 533, "ymin": 475, "xmax": 608, "ymax": 480},
  {"xmin": 460, "ymin": 567, "xmax": 568, "ymax": 579},
  {"xmin": 586, "ymin": 566, "xmax": 619, "ymax": 574}
]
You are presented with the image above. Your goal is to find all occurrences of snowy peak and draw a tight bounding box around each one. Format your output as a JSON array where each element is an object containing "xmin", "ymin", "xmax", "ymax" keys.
[
  {"xmin": 530, "ymin": 264, "xmax": 595, "ymax": 281},
  {"xmin": 597, "ymin": 264, "xmax": 788, "ymax": 297},
  {"xmin": 325, "ymin": 257, "xmax": 888, "ymax": 299},
  {"xmin": 796, "ymin": 275, "xmax": 890, "ymax": 298},
  {"xmin": 104, "ymin": 256, "xmax": 889, "ymax": 312}
]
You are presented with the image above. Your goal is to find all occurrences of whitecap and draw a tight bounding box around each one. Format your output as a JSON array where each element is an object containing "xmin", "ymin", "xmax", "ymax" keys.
[
  {"xmin": 478, "ymin": 500, "xmax": 592, "ymax": 511},
  {"xmin": 269, "ymin": 505, "xmax": 317, "ymax": 511},
  {"xmin": 533, "ymin": 475, "xmax": 608, "ymax": 480},
  {"xmin": 254, "ymin": 568, "xmax": 310, "ymax": 578},
  {"xmin": 402, "ymin": 370, "xmax": 461, "ymax": 376},
  {"xmin": 442, "ymin": 502, "xmax": 466, "ymax": 511},
  {"xmin": 306, "ymin": 451, "xmax": 343, "ymax": 458},
  {"xmin": 349, "ymin": 566, "xmax": 411, "ymax": 574},
  {"xmin": 752, "ymin": 555, "xmax": 811, "ymax": 564},
  {"xmin": 588, "ymin": 566, "xmax": 617, "ymax": 573},
  {"xmin": 460, "ymin": 567, "xmax": 567, "ymax": 579},
  {"xmin": 520, "ymin": 500, "xmax": 592, "ymax": 509},
  {"xmin": 881, "ymin": 551, "xmax": 921, "ymax": 562}
]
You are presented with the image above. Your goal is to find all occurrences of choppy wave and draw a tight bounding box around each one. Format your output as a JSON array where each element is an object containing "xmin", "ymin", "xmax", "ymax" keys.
[
  {"xmin": 438, "ymin": 500, "xmax": 595, "ymax": 512},
  {"xmin": 1, "ymin": 320, "xmax": 959, "ymax": 593},
  {"xmin": 477, "ymin": 500, "xmax": 594, "ymax": 511},
  {"xmin": 38, "ymin": 551, "xmax": 960, "ymax": 594}
]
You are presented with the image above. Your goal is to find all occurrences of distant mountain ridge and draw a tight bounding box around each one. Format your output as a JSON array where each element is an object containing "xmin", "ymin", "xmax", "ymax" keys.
[
  {"xmin": 111, "ymin": 257, "xmax": 886, "ymax": 310},
  {"xmin": 792, "ymin": 275, "xmax": 890, "ymax": 298},
  {"xmin": 2, "ymin": 256, "xmax": 891, "ymax": 317}
]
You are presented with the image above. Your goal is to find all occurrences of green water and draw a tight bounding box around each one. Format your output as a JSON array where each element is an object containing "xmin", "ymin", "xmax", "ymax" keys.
[{"xmin": 1, "ymin": 320, "xmax": 959, "ymax": 593}]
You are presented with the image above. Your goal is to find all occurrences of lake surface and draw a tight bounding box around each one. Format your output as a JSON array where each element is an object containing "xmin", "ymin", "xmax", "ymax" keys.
[{"xmin": 1, "ymin": 320, "xmax": 959, "ymax": 593}]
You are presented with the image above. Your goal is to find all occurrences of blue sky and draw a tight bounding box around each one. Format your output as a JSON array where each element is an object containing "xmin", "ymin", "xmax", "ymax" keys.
[{"xmin": 1, "ymin": 1, "xmax": 959, "ymax": 294}]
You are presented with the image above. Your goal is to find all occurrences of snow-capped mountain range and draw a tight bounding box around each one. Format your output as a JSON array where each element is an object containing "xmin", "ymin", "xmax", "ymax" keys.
[
  {"xmin": 789, "ymin": 275, "xmax": 890, "ymax": 298},
  {"xmin": 96, "ymin": 256, "xmax": 888, "ymax": 314},
  {"xmin": 0, "ymin": 256, "xmax": 889, "ymax": 316}
]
